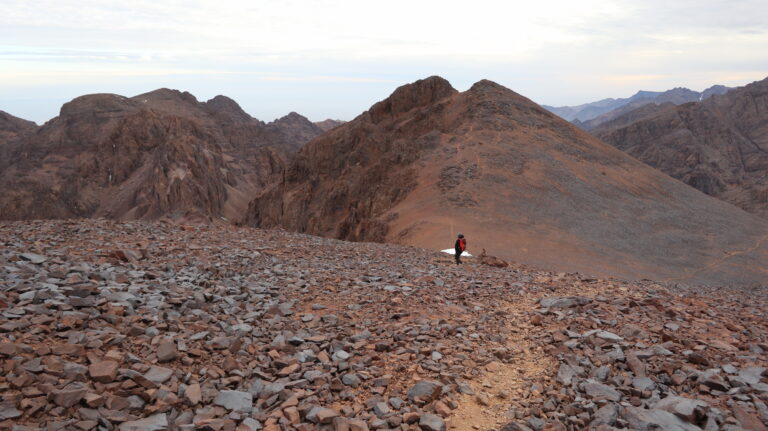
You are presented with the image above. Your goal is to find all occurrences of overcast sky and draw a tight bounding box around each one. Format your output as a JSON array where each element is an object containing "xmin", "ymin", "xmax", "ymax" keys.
[{"xmin": 2, "ymin": 0, "xmax": 767, "ymax": 124}]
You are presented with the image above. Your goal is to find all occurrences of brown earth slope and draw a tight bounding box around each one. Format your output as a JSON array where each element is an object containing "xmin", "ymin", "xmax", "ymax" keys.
[
  {"xmin": 247, "ymin": 76, "xmax": 768, "ymax": 286},
  {"xmin": 0, "ymin": 90, "xmax": 324, "ymax": 222},
  {"xmin": 592, "ymin": 77, "xmax": 768, "ymax": 219}
]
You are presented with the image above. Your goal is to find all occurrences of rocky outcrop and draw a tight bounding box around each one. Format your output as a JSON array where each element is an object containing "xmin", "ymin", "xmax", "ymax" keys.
[
  {"xmin": 246, "ymin": 75, "xmax": 768, "ymax": 286},
  {"xmin": 0, "ymin": 89, "xmax": 324, "ymax": 222},
  {"xmin": 592, "ymin": 76, "xmax": 768, "ymax": 218}
]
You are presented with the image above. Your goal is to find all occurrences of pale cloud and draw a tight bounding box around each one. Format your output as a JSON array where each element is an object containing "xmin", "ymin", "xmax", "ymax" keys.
[{"xmin": 1, "ymin": 0, "xmax": 767, "ymax": 123}]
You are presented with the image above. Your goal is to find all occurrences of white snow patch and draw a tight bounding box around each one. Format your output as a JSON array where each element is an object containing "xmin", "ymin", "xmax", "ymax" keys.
[{"xmin": 441, "ymin": 248, "xmax": 472, "ymax": 257}]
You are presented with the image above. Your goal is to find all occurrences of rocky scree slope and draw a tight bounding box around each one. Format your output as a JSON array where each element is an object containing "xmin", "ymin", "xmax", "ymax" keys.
[
  {"xmin": 247, "ymin": 76, "xmax": 768, "ymax": 286},
  {"xmin": 592, "ymin": 76, "xmax": 768, "ymax": 219},
  {"xmin": 0, "ymin": 90, "xmax": 324, "ymax": 222},
  {"xmin": 0, "ymin": 220, "xmax": 767, "ymax": 431}
]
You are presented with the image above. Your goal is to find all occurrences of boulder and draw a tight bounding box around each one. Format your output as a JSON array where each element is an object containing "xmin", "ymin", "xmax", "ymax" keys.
[
  {"xmin": 407, "ymin": 380, "xmax": 443, "ymax": 405},
  {"xmin": 622, "ymin": 406, "xmax": 703, "ymax": 431},
  {"xmin": 539, "ymin": 297, "xmax": 592, "ymax": 308},
  {"xmin": 655, "ymin": 396, "xmax": 709, "ymax": 423},
  {"xmin": 419, "ymin": 413, "xmax": 446, "ymax": 431}
]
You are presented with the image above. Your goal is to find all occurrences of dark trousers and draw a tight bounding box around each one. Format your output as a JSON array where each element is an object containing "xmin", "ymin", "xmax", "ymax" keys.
[{"xmin": 455, "ymin": 250, "xmax": 463, "ymax": 264}]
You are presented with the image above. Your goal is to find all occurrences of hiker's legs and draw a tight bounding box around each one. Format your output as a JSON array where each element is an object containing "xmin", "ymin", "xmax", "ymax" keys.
[{"xmin": 455, "ymin": 251, "xmax": 462, "ymax": 265}]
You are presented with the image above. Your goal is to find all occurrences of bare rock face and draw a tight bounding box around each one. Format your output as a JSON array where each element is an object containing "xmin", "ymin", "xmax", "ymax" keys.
[
  {"xmin": 246, "ymin": 75, "xmax": 768, "ymax": 286},
  {"xmin": 592, "ymin": 76, "xmax": 768, "ymax": 218},
  {"xmin": 0, "ymin": 89, "xmax": 324, "ymax": 222}
]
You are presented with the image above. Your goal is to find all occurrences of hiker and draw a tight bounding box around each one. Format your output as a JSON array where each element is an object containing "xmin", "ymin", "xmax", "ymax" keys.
[{"xmin": 454, "ymin": 233, "xmax": 466, "ymax": 265}]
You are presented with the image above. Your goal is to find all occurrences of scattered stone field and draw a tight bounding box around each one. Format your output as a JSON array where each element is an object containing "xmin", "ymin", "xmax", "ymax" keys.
[{"xmin": 1, "ymin": 220, "xmax": 766, "ymax": 431}]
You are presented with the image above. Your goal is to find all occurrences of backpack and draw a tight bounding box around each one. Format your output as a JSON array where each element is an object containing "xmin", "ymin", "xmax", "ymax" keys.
[{"xmin": 459, "ymin": 238, "xmax": 466, "ymax": 251}]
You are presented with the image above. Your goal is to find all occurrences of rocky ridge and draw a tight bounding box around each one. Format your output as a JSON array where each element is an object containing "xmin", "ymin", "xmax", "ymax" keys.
[
  {"xmin": 1, "ymin": 220, "xmax": 766, "ymax": 431},
  {"xmin": 247, "ymin": 76, "xmax": 768, "ymax": 286}
]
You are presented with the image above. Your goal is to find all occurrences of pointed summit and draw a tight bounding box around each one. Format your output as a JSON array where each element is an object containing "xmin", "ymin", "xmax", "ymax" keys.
[
  {"xmin": 468, "ymin": 79, "xmax": 508, "ymax": 92},
  {"xmin": 272, "ymin": 112, "xmax": 311, "ymax": 125}
]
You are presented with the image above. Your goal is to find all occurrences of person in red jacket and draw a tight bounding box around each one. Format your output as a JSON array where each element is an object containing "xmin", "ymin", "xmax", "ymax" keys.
[{"xmin": 454, "ymin": 233, "xmax": 467, "ymax": 265}]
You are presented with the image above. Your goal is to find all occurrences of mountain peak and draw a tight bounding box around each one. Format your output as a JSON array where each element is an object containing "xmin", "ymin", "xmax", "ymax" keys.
[
  {"xmin": 204, "ymin": 95, "xmax": 253, "ymax": 123},
  {"xmin": 368, "ymin": 76, "xmax": 456, "ymax": 122},
  {"xmin": 276, "ymin": 111, "xmax": 309, "ymax": 122},
  {"xmin": 468, "ymin": 79, "xmax": 507, "ymax": 92}
]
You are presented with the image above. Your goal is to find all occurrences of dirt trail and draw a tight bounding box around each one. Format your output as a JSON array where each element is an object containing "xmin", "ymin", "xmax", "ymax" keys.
[
  {"xmin": 665, "ymin": 232, "xmax": 768, "ymax": 282},
  {"xmin": 450, "ymin": 302, "xmax": 556, "ymax": 430}
]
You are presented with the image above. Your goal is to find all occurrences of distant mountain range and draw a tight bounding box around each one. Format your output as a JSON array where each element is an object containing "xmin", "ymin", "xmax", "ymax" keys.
[
  {"xmin": 592, "ymin": 76, "xmax": 768, "ymax": 219},
  {"xmin": 543, "ymin": 85, "xmax": 731, "ymax": 130}
]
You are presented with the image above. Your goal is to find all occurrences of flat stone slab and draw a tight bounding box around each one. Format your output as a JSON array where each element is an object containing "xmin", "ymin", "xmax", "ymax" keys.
[
  {"xmin": 213, "ymin": 390, "xmax": 253, "ymax": 413},
  {"xmin": 539, "ymin": 296, "xmax": 592, "ymax": 308},
  {"xmin": 19, "ymin": 253, "xmax": 47, "ymax": 264},
  {"xmin": 582, "ymin": 380, "xmax": 621, "ymax": 402},
  {"xmin": 143, "ymin": 366, "xmax": 173, "ymax": 384},
  {"xmin": 118, "ymin": 413, "xmax": 168, "ymax": 431}
]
